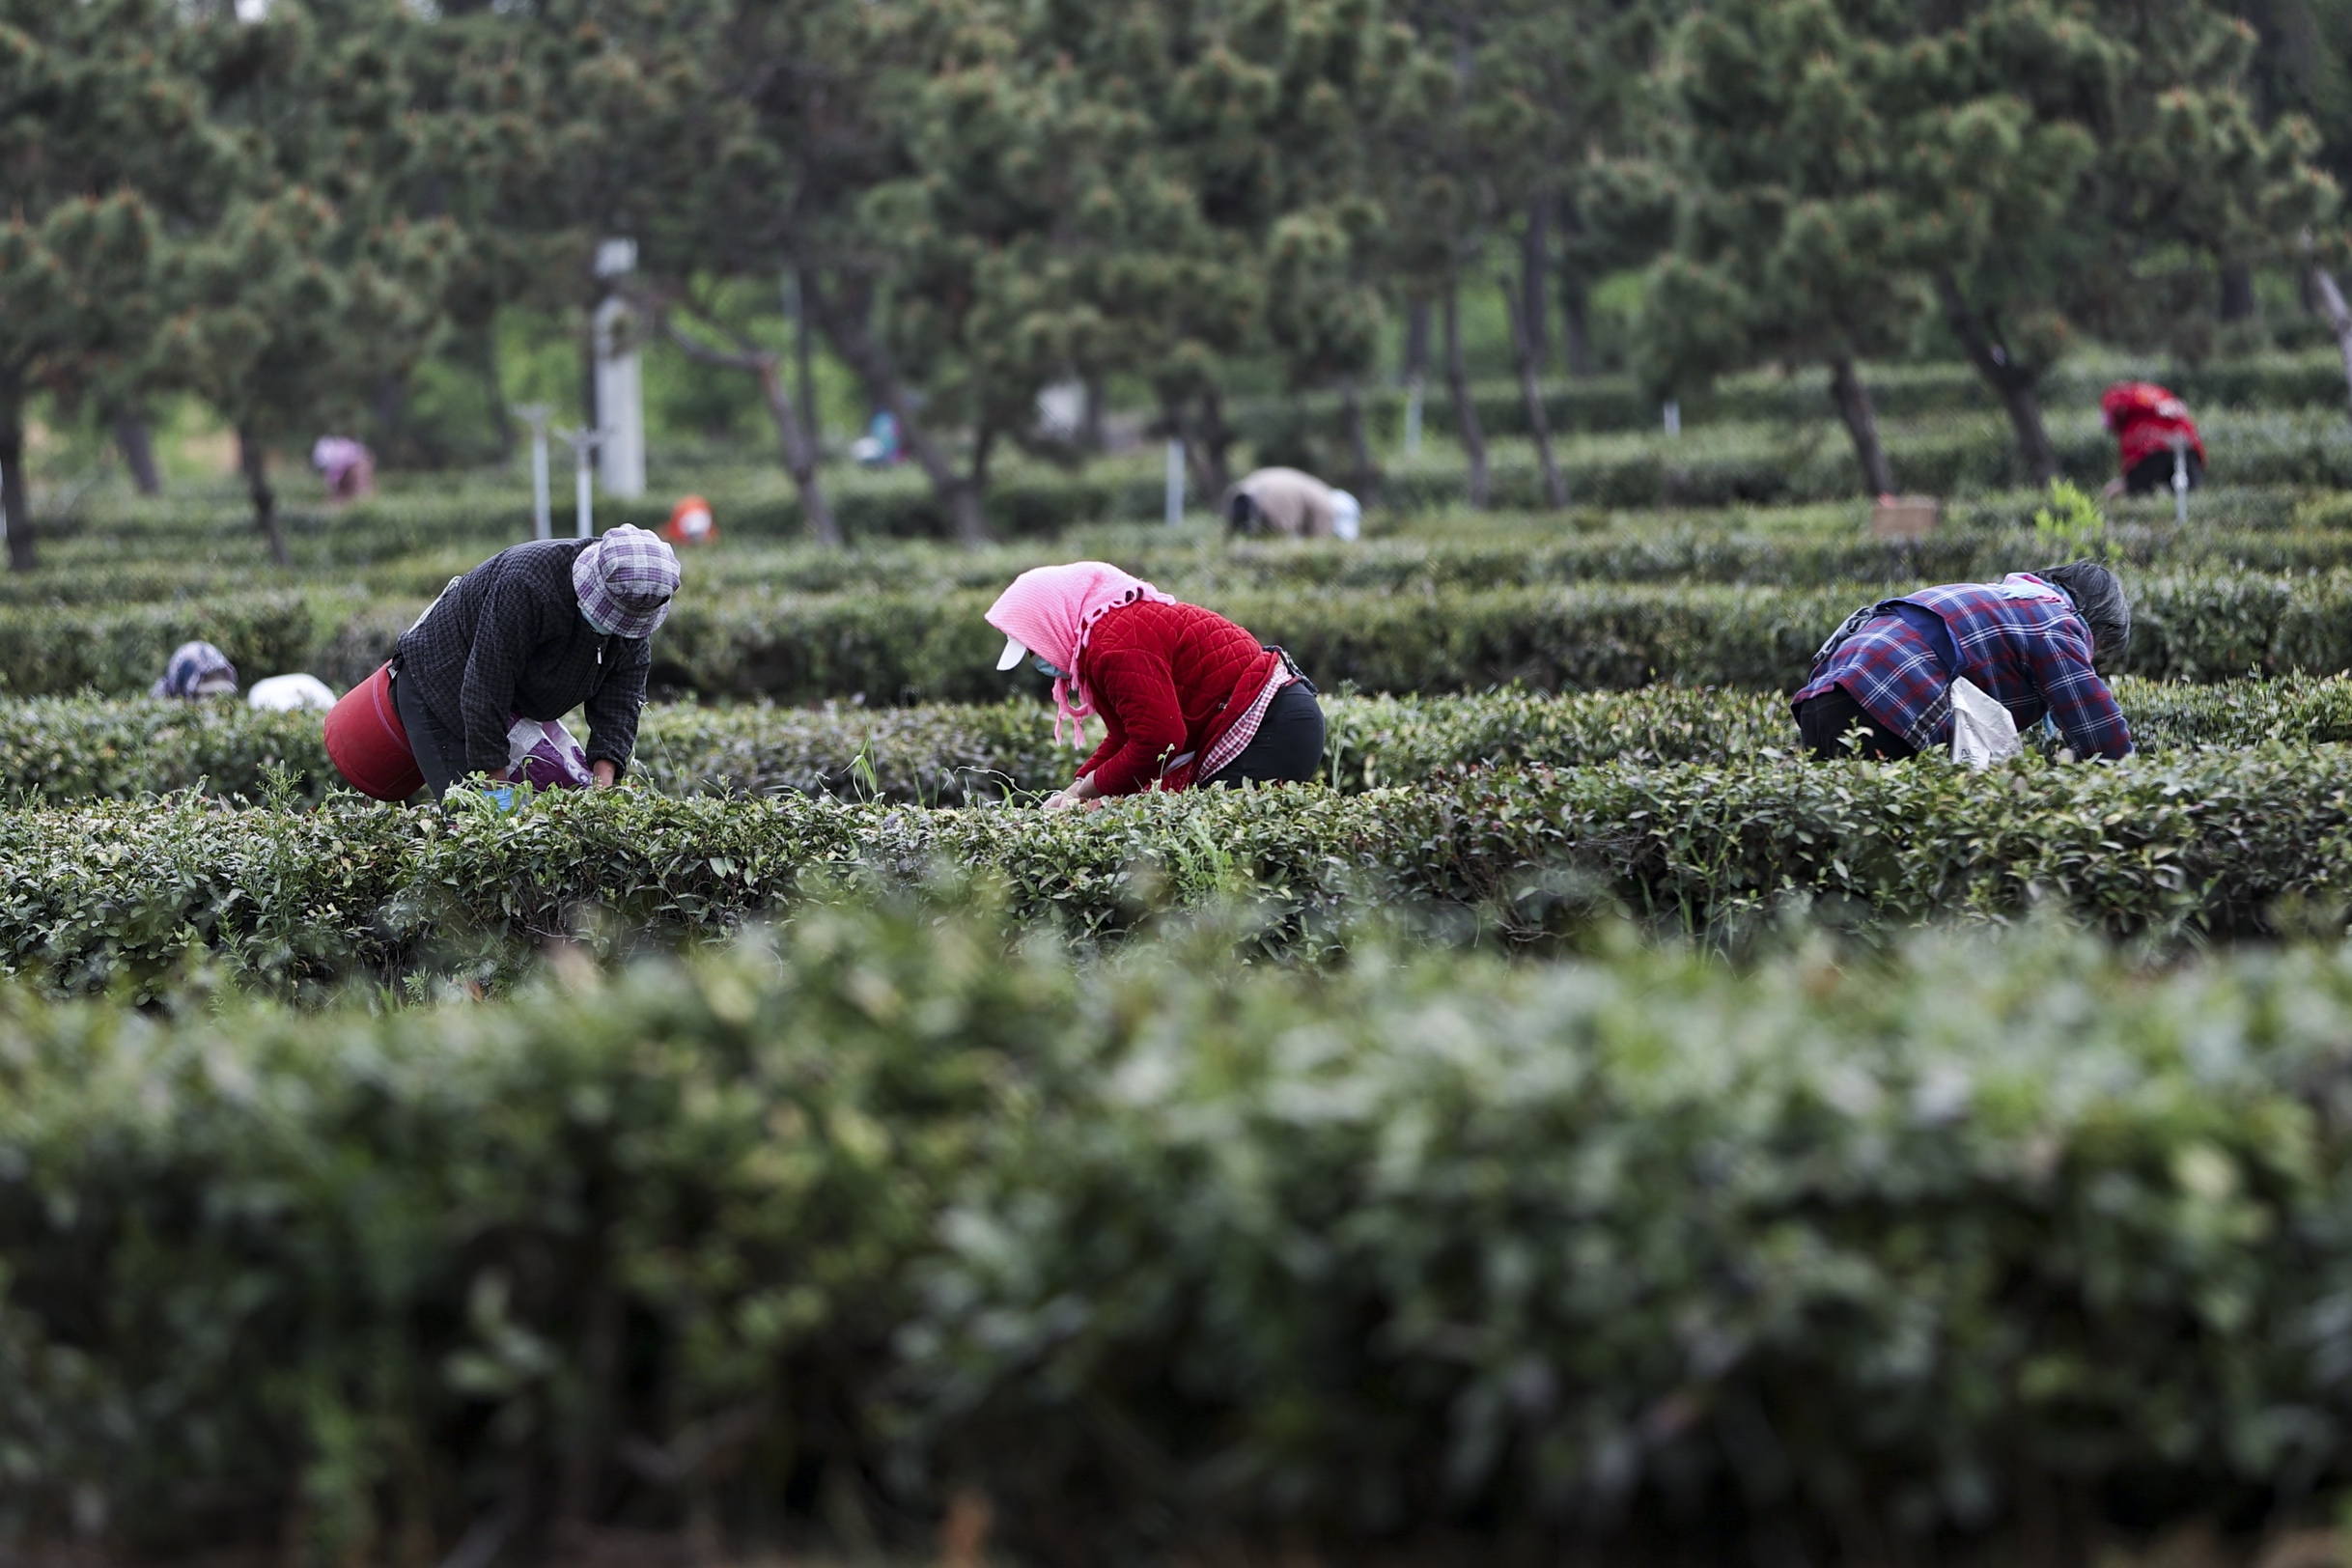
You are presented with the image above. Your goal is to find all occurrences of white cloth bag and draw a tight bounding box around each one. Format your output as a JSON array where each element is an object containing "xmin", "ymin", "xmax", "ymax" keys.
[{"xmin": 1949, "ymin": 677, "xmax": 2022, "ymax": 769}]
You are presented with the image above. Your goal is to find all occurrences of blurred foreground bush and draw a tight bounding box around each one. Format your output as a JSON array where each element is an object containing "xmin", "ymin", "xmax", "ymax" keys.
[{"xmin": 4, "ymin": 904, "xmax": 2352, "ymax": 1563}]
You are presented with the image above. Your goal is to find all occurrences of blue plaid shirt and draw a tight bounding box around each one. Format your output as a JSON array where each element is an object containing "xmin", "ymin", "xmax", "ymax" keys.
[{"xmin": 1793, "ymin": 581, "xmax": 2133, "ymax": 759}]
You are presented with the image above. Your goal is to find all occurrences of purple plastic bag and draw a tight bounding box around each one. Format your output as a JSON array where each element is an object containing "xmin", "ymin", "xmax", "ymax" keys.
[{"xmin": 506, "ymin": 714, "xmax": 595, "ymax": 790}]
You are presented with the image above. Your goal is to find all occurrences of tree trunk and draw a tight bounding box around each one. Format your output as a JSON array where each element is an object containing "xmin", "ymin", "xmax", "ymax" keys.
[
  {"xmin": 238, "ymin": 425, "xmax": 290, "ymax": 568},
  {"xmin": 1521, "ymin": 197, "xmax": 1552, "ymax": 370},
  {"xmin": 2220, "ymin": 261, "xmax": 2256, "ymax": 323},
  {"xmin": 1404, "ymin": 296, "xmax": 1431, "ymax": 383},
  {"xmin": 0, "ymin": 386, "xmax": 31, "ymax": 574},
  {"xmin": 752, "ymin": 356, "xmax": 838, "ymax": 546},
  {"xmin": 804, "ymin": 272, "xmax": 987, "ymax": 545},
  {"xmin": 661, "ymin": 312, "xmax": 838, "ymax": 546},
  {"xmin": 1560, "ymin": 275, "xmax": 1595, "ymax": 378},
  {"xmin": 1501, "ymin": 276, "xmax": 1566, "ymax": 508},
  {"xmin": 1828, "ymin": 353, "xmax": 1894, "ymax": 496},
  {"xmin": 477, "ymin": 322, "xmax": 514, "ymax": 459},
  {"xmin": 1558, "ymin": 203, "xmax": 1595, "ymax": 378},
  {"xmin": 968, "ymin": 421, "xmax": 996, "ymax": 511},
  {"xmin": 1936, "ymin": 271, "xmax": 2059, "ymax": 485},
  {"xmin": 794, "ymin": 267, "xmax": 821, "ymax": 452},
  {"xmin": 1340, "ymin": 380, "xmax": 1379, "ymax": 503},
  {"xmin": 1188, "ymin": 385, "xmax": 1235, "ymax": 502},
  {"xmin": 114, "ymin": 412, "xmax": 162, "ymax": 494},
  {"xmin": 1443, "ymin": 279, "xmax": 1488, "ymax": 509},
  {"xmin": 2308, "ymin": 259, "xmax": 2352, "ymax": 427}
]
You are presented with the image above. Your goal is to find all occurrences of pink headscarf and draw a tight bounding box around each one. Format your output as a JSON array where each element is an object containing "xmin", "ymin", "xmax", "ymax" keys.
[{"xmin": 985, "ymin": 561, "xmax": 1175, "ymax": 745}]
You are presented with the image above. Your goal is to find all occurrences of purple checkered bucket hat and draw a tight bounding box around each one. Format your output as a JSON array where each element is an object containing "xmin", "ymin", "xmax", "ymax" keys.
[{"xmin": 573, "ymin": 524, "xmax": 681, "ymax": 638}]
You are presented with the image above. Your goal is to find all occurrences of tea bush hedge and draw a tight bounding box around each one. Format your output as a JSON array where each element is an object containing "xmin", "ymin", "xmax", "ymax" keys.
[
  {"xmin": 9, "ymin": 569, "xmax": 2317, "ymax": 705},
  {"xmin": 13, "ymin": 676, "xmax": 2352, "ymax": 805},
  {"xmin": 5, "ymin": 903, "xmax": 2352, "ymax": 1561},
  {"xmin": 1248, "ymin": 350, "xmax": 2352, "ymax": 443},
  {"xmin": 7, "ymin": 745, "xmax": 2351, "ymax": 994},
  {"xmin": 29, "ymin": 387, "xmax": 2352, "ymax": 556},
  {"xmin": 640, "ymin": 571, "xmax": 2352, "ymax": 702},
  {"xmin": 32, "ymin": 505, "xmax": 2352, "ymax": 611}
]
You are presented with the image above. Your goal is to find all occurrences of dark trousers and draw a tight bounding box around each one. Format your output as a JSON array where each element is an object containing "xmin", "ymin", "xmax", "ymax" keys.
[
  {"xmin": 1201, "ymin": 681, "xmax": 1325, "ymax": 786},
  {"xmin": 2123, "ymin": 449, "xmax": 2202, "ymax": 495},
  {"xmin": 1796, "ymin": 686, "xmax": 1918, "ymax": 762},
  {"xmin": 393, "ymin": 662, "xmax": 470, "ymax": 801}
]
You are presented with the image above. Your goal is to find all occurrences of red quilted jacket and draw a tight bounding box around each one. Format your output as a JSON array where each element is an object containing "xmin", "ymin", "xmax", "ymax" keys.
[
  {"xmin": 2101, "ymin": 381, "xmax": 2203, "ymax": 471},
  {"xmin": 1073, "ymin": 600, "xmax": 1280, "ymax": 794}
]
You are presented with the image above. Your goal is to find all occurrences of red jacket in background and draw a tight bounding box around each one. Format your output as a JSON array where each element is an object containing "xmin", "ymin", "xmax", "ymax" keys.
[
  {"xmin": 1073, "ymin": 600, "xmax": 1280, "ymax": 794},
  {"xmin": 2101, "ymin": 381, "xmax": 2204, "ymax": 472}
]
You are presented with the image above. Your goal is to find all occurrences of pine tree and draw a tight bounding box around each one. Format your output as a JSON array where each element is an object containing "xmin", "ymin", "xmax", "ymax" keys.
[
  {"xmin": 1896, "ymin": 0, "xmax": 2332, "ymax": 480},
  {"xmin": 1637, "ymin": 0, "xmax": 1929, "ymax": 495},
  {"xmin": 158, "ymin": 5, "xmax": 455, "ymax": 566},
  {"xmin": 0, "ymin": 0, "xmax": 236, "ymax": 572}
]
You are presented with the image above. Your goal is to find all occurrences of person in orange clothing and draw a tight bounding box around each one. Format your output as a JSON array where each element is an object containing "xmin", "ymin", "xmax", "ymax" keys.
[{"xmin": 2099, "ymin": 381, "xmax": 2204, "ymax": 499}]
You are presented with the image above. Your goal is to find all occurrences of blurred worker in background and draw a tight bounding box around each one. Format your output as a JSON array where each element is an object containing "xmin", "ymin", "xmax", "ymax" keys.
[
  {"xmin": 1792, "ymin": 562, "xmax": 2134, "ymax": 762},
  {"xmin": 986, "ymin": 561, "xmax": 1325, "ymax": 808},
  {"xmin": 247, "ymin": 673, "xmax": 337, "ymax": 712},
  {"xmin": 390, "ymin": 523, "xmax": 679, "ymax": 800},
  {"xmin": 311, "ymin": 435, "xmax": 377, "ymax": 502},
  {"xmin": 1225, "ymin": 466, "xmax": 1361, "ymax": 541},
  {"xmin": 153, "ymin": 640, "xmax": 238, "ymax": 700},
  {"xmin": 850, "ymin": 411, "xmax": 902, "ymax": 467},
  {"xmin": 2099, "ymin": 382, "xmax": 2203, "ymax": 499},
  {"xmin": 664, "ymin": 494, "xmax": 716, "ymax": 546}
]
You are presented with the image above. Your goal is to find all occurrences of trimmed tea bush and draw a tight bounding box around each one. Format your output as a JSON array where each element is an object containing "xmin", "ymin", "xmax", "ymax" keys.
[
  {"xmin": 7, "ymin": 744, "xmax": 2352, "ymax": 994},
  {"xmin": 4, "ymin": 904, "xmax": 2352, "ymax": 1560},
  {"xmin": 12, "ymin": 676, "xmax": 2352, "ymax": 805}
]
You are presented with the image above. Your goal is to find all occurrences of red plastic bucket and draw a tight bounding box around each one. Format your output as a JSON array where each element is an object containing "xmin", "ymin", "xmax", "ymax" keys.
[{"xmin": 323, "ymin": 662, "xmax": 424, "ymax": 801}]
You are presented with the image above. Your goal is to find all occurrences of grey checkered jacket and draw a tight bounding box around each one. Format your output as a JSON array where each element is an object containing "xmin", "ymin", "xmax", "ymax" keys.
[{"xmin": 394, "ymin": 539, "xmax": 652, "ymax": 777}]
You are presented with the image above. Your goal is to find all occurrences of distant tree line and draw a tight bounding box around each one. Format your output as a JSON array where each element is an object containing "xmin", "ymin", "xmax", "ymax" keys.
[{"xmin": 3, "ymin": 0, "xmax": 2348, "ymax": 566}]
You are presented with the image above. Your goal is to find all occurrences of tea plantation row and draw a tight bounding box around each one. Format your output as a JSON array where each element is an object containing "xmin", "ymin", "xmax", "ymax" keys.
[
  {"xmin": 33, "ymin": 402, "xmax": 2352, "ymax": 550},
  {"xmin": 20, "ymin": 494, "xmax": 2352, "ymax": 611},
  {"xmin": 5, "ymin": 899, "xmax": 2350, "ymax": 1561},
  {"xmin": 10, "ymin": 676, "xmax": 2350, "ymax": 806},
  {"xmin": 7, "ymin": 746, "xmax": 2349, "ymax": 995},
  {"xmin": 10, "ymin": 569, "xmax": 2352, "ymax": 702}
]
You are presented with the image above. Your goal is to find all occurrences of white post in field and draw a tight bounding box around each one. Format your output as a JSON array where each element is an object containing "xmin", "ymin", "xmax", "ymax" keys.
[
  {"xmin": 1663, "ymin": 399, "xmax": 1682, "ymax": 438},
  {"xmin": 564, "ymin": 428, "xmax": 602, "ymax": 538},
  {"xmin": 513, "ymin": 405, "xmax": 552, "ymax": 541},
  {"xmin": 2171, "ymin": 438, "xmax": 2190, "ymax": 524},
  {"xmin": 1403, "ymin": 377, "xmax": 1423, "ymax": 458},
  {"xmin": 1164, "ymin": 438, "xmax": 1186, "ymax": 524},
  {"xmin": 592, "ymin": 238, "xmax": 646, "ymax": 499}
]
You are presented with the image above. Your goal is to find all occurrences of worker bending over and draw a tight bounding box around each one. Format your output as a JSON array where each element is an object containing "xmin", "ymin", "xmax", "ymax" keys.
[
  {"xmin": 392, "ymin": 524, "xmax": 680, "ymax": 799},
  {"xmin": 1792, "ymin": 562, "xmax": 2132, "ymax": 762},
  {"xmin": 986, "ymin": 561, "xmax": 1325, "ymax": 808},
  {"xmin": 2100, "ymin": 381, "xmax": 2203, "ymax": 500},
  {"xmin": 1224, "ymin": 466, "xmax": 1361, "ymax": 541}
]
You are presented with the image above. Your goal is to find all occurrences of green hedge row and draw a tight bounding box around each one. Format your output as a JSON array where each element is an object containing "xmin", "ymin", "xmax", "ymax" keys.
[
  {"xmin": 8, "ymin": 744, "xmax": 2352, "ymax": 995},
  {"xmin": 1246, "ymin": 350, "xmax": 2352, "ymax": 444},
  {"xmin": 6, "ymin": 903, "xmax": 2346, "ymax": 1560},
  {"xmin": 34, "ymin": 464, "xmax": 1164, "ymax": 555},
  {"xmin": 13, "ymin": 676, "xmax": 2352, "ymax": 806},
  {"xmin": 11, "ymin": 570, "xmax": 2352, "ymax": 702},
  {"xmin": 641, "ymin": 572, "xmax": 2352, "ymax": 702},
  {"xmin": 28, "ymin": 493, "xmax": 2352, "ymax": 610},
  {"xmin": 31, "ymin": 395, "xmax": 2352, "ymax": 557}
]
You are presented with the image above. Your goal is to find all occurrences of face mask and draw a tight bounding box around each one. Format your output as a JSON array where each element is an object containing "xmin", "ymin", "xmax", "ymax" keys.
[{"xmin": 1031, "ymin": 655, "xmax": 1067, "ymax": 679}]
